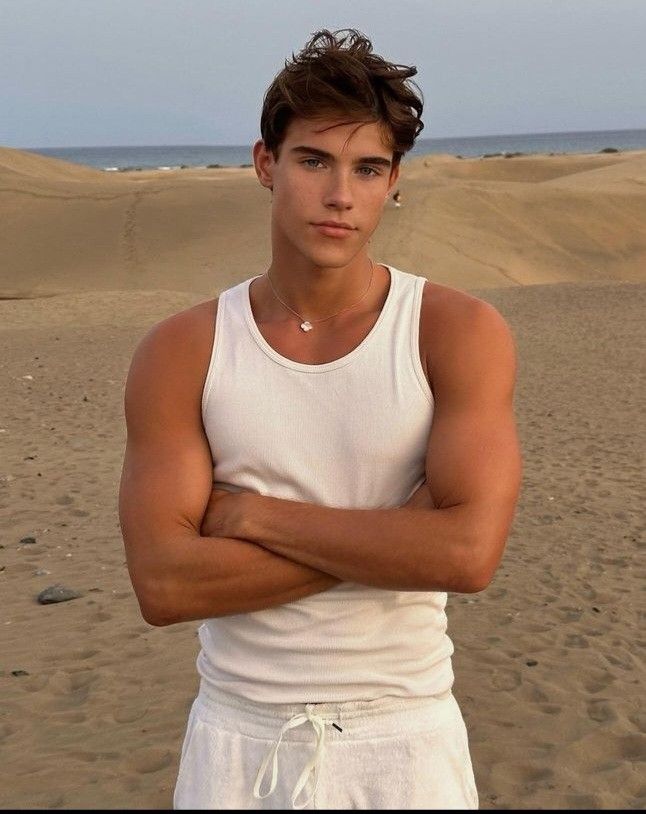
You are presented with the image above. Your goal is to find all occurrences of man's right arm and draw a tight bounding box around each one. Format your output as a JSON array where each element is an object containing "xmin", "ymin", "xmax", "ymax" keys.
[{"xmin": 118, "ymin": 303, "xmax": 341, "ymax": 627}]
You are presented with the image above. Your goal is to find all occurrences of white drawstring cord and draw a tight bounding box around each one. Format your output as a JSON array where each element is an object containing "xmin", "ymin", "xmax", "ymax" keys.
[{"xmin": 253, "ymin": 703, "xmax": 340, "ymax": 809}]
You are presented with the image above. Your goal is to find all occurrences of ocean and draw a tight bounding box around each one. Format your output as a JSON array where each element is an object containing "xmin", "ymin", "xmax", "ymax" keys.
[{"xmin": 20, "ymin": 128, "xmax": 646, "ymax": 172}]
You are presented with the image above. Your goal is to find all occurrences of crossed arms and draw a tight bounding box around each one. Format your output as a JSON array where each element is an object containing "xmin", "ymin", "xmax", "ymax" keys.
[{"xmin": 118, "ymin": 296, "xmax": 522, "ymax": 626}]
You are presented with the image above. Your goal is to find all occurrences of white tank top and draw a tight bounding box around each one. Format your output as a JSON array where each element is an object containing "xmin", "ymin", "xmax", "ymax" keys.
[{"xmin": 197, "ymin": 263, "xmax": 455, "ymax": 703}]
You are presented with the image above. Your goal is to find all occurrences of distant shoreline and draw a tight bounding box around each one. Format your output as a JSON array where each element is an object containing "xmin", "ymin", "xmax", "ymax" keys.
[
  {"xmin": 103, "ymin": 162, "xmax": 255, "ymax": 172},
  {"xmin": 102, "ymin": 145, "xmax": 630, "ymax": 174},
  {"xmin": 14, "ymin": 127, "xmax": 646, "ymax": 173}
]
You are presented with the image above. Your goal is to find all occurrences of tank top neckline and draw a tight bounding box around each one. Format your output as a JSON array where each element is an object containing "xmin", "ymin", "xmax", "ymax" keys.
[{"xmin": 241, "ymin": 263, "xmax": 398, "ymax": 373}]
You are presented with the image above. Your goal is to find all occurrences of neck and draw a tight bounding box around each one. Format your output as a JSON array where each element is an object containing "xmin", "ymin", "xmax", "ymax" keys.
[{"xmin": 264, "ymin": 255, "xmax": 375, "ymax": 321}]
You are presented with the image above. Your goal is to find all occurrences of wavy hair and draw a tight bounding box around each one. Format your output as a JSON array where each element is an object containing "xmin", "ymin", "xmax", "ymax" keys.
[{"xmin": 260, "ymin": 28, "xmax": 424, "ymax": 169}]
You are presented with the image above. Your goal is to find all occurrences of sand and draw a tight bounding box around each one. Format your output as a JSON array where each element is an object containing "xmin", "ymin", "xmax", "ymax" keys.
[{"xmin": 1, "ymin": 145, "xmax": 644, "ymax": 809}]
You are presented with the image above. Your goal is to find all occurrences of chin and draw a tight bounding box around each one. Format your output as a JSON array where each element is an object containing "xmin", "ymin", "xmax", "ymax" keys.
[
  {"xmin": 311, "ymin": 254, "xmax": 354, "ymax": 270},
  {"xmin": 318, "ymin": 240, "xmax": 364, "ymax": 258}
]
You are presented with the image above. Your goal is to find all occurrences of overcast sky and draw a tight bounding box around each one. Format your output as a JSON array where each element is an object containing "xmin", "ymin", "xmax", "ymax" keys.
[{"xmin": 2, "ymin": 0, "xmax": 645, "ymax": 148}]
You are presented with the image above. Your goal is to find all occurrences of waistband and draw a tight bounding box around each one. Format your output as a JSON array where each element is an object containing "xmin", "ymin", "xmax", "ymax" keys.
[{"xmin": 194, "ymin": 678, "xmax": 456, "ymax": 742}]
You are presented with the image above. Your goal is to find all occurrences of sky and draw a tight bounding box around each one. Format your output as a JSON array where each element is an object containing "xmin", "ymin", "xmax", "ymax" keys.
[{"xmin": 1, "ymin": 0, "xmax": 645, "ymax": 149}]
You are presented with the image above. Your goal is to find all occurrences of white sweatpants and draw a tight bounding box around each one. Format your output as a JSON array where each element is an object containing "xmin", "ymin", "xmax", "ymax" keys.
[{"xmin": 173, "ymin": 680, "xmax": 479, "ymax": 810}]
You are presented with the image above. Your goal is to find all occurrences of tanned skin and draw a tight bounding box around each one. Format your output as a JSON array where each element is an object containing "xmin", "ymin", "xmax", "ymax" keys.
[{"xmin": 118, "ymin": 116, "xmax": 522, "ymax": 626}]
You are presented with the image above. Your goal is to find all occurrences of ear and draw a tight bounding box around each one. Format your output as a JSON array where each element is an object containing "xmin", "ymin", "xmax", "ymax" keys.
[
  {"xmin": 253, "ymin": 139, "xmax": 275, "ymax": 192},
  {"xmin": 387, "ymin": 162, "xmax": 400, "ymax": 195}
]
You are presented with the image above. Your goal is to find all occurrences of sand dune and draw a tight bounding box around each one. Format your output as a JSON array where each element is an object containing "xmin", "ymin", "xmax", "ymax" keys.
[
  {"xmin": 1, "ymin": 144, "xmax": 644, "ymax": 809},
  {"xmin": 414, "ymin": 148, "xmax": 646, "ymax": 183},
  {"xmin": 0, "ymin": 145, "xmax": 115, "ymax": 182},
  {"xmin": 2, "ymin": 146, "xmax": 646, "ymax": 297}
]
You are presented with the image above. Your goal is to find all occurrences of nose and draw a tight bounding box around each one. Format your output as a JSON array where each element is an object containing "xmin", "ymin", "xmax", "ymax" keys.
[{"xmin": 322, "ymin": 169, "xmax": 353, "ymax": 210}]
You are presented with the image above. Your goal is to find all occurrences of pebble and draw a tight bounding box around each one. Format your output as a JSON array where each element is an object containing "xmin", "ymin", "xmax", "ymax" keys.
[
  {"xmin": 37, "ymin": 585, "xmax": 83, "ymax": 604},
  {"xmin": 20, "ymin": 536, "xmax": 37, "ymax": 545}
]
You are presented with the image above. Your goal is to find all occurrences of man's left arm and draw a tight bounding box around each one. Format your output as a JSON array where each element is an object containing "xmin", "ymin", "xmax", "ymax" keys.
[{"xmin": 211, "ymin": 300, "xmax": 522, "ymax": 594}]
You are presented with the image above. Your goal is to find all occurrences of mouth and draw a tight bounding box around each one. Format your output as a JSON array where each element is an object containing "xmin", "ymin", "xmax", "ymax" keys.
[{"xmin": 311, "ymin": 222, "xmax": 356, "ymax": 238}]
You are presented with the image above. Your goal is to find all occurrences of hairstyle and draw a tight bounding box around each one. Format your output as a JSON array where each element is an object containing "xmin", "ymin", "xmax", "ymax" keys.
[{"xmin": 260, "ymin": 28, "xmax": 424, "ymax": 170}]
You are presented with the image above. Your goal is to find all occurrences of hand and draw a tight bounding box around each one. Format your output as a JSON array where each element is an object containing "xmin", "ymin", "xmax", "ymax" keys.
[
  {"xmin": 403, "ymin": 480, "xmax": 436, "ymax": 511},
  {"xmin": 200, "ymin": 486, "xmax": 249, "ymax": 539}
]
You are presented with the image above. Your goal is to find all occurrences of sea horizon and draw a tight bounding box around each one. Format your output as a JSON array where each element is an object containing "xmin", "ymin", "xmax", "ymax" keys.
[{"xmin": 13, "ymin": 125, "xmax": 646, "ymax": 172}]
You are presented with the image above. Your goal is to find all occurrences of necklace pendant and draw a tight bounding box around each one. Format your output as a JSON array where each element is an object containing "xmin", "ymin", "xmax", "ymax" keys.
[{"xmin": 300, "ymin": 320, "xmax": 313, "ymax": 332}]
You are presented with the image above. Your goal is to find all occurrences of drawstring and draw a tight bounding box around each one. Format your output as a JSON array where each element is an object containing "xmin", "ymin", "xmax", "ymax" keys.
[{"xmin": 252, "ymin": 703, "xmax": 342, "ymax": 809}]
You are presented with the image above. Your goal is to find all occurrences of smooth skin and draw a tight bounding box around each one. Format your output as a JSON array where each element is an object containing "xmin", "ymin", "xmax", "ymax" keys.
[{"xmin": 118, "ymin": 116, "xmax": 522, "ymax": 625}]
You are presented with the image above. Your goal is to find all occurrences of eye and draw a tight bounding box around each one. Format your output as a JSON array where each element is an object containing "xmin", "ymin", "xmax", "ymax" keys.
[
  {"xmin": 358, "ymin": 166, "xmax": 380, "ymax": 176},
  {"xmin": 302, "ymin": 158, "xmax": 324, "ymax": 168}
]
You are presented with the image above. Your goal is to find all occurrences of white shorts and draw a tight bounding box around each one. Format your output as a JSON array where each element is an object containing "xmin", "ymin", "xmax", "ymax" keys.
[{"xmin": 173, "ymin": 679, "xmax": 479, "ymax": 810}]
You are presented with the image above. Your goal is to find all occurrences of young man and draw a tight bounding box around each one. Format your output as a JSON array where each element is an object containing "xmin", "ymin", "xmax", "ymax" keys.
[{"xmin": 119, "ymin": 29, "xmax": 522, "ymax": 810}]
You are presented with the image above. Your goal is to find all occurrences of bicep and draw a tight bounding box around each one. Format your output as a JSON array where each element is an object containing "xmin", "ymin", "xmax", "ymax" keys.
[
  {"xmin": 118, "ymin": 315, "xmax": 214, "ymax": 605},
  {"xmin": 425, "ymin": 301, "xmax": 522, "ymax": 581}
]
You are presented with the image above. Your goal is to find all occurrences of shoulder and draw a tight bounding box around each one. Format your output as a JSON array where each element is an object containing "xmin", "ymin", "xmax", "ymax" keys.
[
  {"xmin": 419, "ymin": 280, "xmax": 517, "ymax": 397},
  {"xmin": 419, "ymin": 278, "xmax": 513, "ymax": 337},
  {"xmin": 125, "ymin": 297, "xmax": 220, "ymax": 411},
  {"xmin": 133, "ymin": 296, "xmax": 219, "ymax": 366}
]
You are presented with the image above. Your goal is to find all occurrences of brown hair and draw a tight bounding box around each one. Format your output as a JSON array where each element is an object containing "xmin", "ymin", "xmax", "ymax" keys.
[{"xmin": 260, "ymin": 28, "xmax": 424, "ymax": 170}]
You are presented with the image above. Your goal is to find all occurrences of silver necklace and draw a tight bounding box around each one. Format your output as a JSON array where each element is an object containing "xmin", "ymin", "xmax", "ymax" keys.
[{"xmin": 265, "ymin": 260, "xmax": 375, "ymax": 332}]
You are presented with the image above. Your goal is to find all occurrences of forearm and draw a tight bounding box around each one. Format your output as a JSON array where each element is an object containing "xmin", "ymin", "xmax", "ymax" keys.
[
  {"xmin": 140, "ymin": 533, "xmax": 341, "ymax": 626},
  {"xmin": 242, "ymin": 496, "xmax": 480, "ymax": 593}
]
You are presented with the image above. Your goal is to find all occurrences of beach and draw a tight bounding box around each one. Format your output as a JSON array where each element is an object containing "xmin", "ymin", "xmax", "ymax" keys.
[{"xmin": 1, "ymin": 145, "xmax": 644, "ymax": 809}]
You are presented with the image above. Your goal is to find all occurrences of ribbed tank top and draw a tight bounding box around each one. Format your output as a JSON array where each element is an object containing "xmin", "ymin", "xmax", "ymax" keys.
[{"xmin": 197, "ymin": 264, "xmax": 455, "ymax": 703}]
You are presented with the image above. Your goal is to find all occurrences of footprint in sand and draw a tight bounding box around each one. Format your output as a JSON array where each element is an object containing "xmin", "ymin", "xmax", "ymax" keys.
[
  {"xmin": 564, "ymin": 633, "xmax": 589, "ymax": 648},
  {"xmin": 129, "ymin": 747, "xmax": 174, "ymax": 774},
  {"xmin": 21, "ymin": 673, "xmax": 50, "ymax": 692},
  {"xmin": 617, "ymin": 733, "xmax": 646, "ymax": 761},
  {"xmin": 587, "ymin": 698, "xmax": 617, "ymax": 723},
  {"xmin": 113, "ymin": 706, "xmax": 149, "ymax": 723},
  {"xmin": 627, "ymin": 710, "xmax": 646, "ymax": 733},
  {"xmin": 89, "ymin": 610, "xmax": 112, "ymax": 622},
  {"xmin": 581, "ymin": 669, "xmax": 615, "ymax": 694},
  {"xmin": 527, "ymin": 685, "xmax": 549, "ymax": 703},
  {"xmin": 557, "ymin": 606, "xmax": 584, "ymax": 622},
  {"xmin": 539, "ymin": 704, "xmax": 562, "ymax": 715},
  {"xmin": 605, "ymin": 652, "xmax": 636, "ymax": 670},
  {"xmin": 41, "ymin": 669, "xmax": 98, "ymax": 711},
  {"xmin": 490, "ymin": 669, "xmax": 522, "ymax": 691}
]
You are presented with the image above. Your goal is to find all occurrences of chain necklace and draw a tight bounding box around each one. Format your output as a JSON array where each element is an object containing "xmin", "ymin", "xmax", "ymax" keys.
[{"xmin": 265, "ymin": 259, "xmax": 375, "ymax": 332}]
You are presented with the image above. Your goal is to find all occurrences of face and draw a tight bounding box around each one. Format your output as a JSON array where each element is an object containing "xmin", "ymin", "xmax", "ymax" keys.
[{"xmin": 253, "ymin": 116, "xmax": 400, "ymax": 269}]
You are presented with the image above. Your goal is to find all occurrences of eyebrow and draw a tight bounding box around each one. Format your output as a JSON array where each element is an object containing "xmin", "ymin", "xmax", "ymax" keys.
[{"xmin": 289, "ymin": 145, "xmax": 392, "ymax": 168}]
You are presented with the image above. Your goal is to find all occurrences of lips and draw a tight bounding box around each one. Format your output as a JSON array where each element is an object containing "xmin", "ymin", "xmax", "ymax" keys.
[
  {"xmin": 312, "ymin": 223, "xmax": 355, "ymax": 238},
  {"xmin": 313, "ymin": 221, "xmax": 354, "ymax": 230}
]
